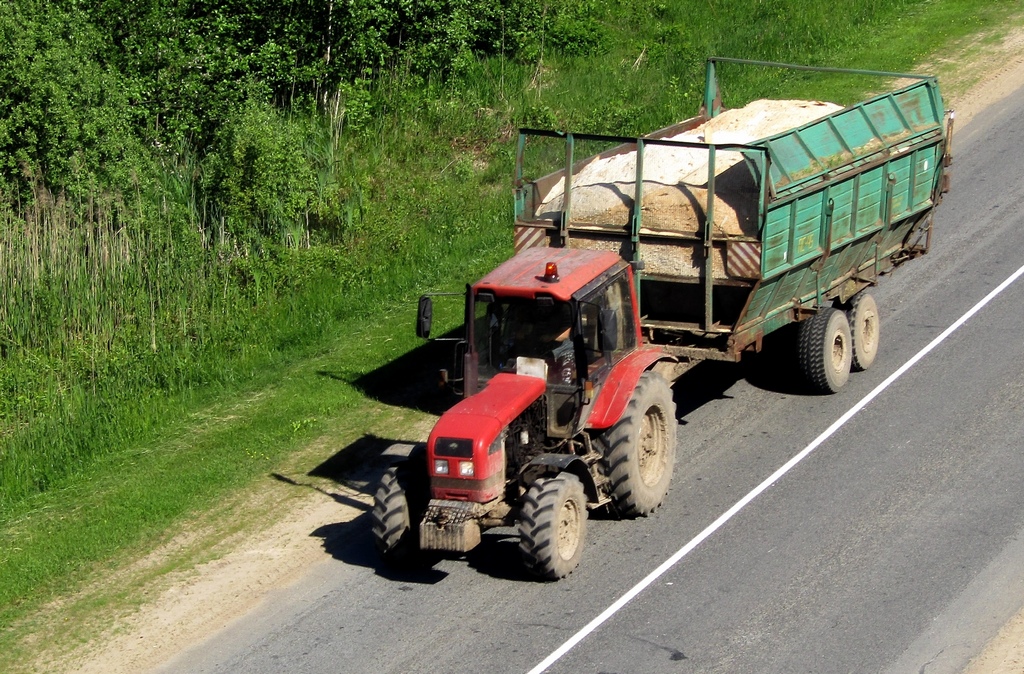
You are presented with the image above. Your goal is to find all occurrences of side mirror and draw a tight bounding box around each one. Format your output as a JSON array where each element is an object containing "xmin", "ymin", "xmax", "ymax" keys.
[
  {"xmin": 416, "ymin": 296, "xmax": 433, "ymax": 339},
  {"xmin": 599, "ymin": 308, "xmax": 619, "ymax": 352}
]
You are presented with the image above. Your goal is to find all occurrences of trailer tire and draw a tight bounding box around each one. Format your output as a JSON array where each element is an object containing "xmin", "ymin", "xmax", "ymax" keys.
[
  {"xmin": 847, "ymin": 292, "xmax": 879, "ymax": 371},
  {"xmin": 799, "ymin": 307, "xmax": 852, "ymax": 393},
  {"xmin": 598, "ymin": 372, "xmax": 677, "ymax": 517},
  {"xmin": 371, "ymin": 460, "xmax": 429, "ymax": 567},
  {"xmin": 519, "ymin": 474, "xmax": 587, "ymax": 580}
]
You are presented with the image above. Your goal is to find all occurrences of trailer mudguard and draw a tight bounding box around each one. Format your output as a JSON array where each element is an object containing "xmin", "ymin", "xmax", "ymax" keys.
[{"xmin": 585, "ymin": 346, "xmax": 670, "ymax": 430}]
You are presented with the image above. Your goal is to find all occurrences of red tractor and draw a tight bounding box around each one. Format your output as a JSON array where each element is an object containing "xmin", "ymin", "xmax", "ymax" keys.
[{"xmin": 371, "ymin": 247, "xmax": 678, "ymax": 579}]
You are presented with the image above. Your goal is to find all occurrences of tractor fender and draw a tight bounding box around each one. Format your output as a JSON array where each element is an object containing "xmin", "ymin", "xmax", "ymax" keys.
[
  {"xmin": 586, "ymin": 346, "xmax": 672, "ymax": 430},
  {"xmin": 380, "ymin": 442, "xmax": 426, "ymax": 465},
  {"xmin": 522, "ymin": 454, "xmax": 599, "ymax": 503}
]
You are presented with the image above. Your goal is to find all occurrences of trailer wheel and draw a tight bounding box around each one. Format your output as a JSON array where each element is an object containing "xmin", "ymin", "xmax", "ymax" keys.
[
  {"xmin": 847, "ymin": 292, "xmax": 879, "ymax": 371},
  {"xmin": 519, "ymin": 474, "xmax": 588, "ymax": 580},
  {"xmin": 798, "ymin": 307, "xmax": 852, "ymax": 393},
  {"xmin": 371, "ymin": 460, "xmax": 429, "ymax": 566},
  {"xmin": 598, "ymin": 372, "xmax": 677, "ymax": 517}
]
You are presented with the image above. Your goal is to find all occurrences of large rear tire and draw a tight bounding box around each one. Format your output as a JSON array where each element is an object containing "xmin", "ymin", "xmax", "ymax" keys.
[
  {"xmin": 847, "ymin": 292, "xmax": 879, "ymax": 371},
  {"xmin": 798, "ymin": 307, "xmax": 852, "ymax": 393},
  {"xmin": 519, "ymin": 474, "xmax": 588, "ymax": 580},
  {"xmin": 597, "ymin": 372, "xmax": 677, "ymax": 517},
  {"xmin": 371, "ymin": 459, "xmax": 429, "ymax": 567}
]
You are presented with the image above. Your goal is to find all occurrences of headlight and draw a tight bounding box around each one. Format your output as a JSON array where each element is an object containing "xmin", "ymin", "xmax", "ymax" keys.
[
  {"xmin": 458, "ymin": 461, "xmax": 475, "ymax": 477},
  {"xmin": 434, "ymin": 459, "xmax": 449, "ymax": 475}
]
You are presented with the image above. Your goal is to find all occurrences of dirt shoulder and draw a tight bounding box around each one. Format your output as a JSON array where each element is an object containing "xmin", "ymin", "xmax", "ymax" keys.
[
  {"xmin": 23, "ymin": 405, "xmax": 435, "ymax": 674},
  {"xmin": 24, "ymin": 23, "xmax": 1024, "ymax": 674}
]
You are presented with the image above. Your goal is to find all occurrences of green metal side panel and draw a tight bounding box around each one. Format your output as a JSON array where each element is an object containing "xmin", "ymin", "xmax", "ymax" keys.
[
  {"xmin": 742, "ymin": 234, "xmax": 877, "ymax": 331},
  {"xmin": 763, "ymin": 207, "xmax": 791, "ymax": 273},
  {"xmin": 764, "ymin": 80, "xmax": 942, "ymax": 195},
  {"xmin": 890, "ymin": 153, "xmax": 912, "ymax": 216},
  {"xmin": 892, "ymin": 86, "xmax": 943, "ymax": 131},
  {"xmin": 829, "ymin": 180, "xmax": 856, "ymax": 246},
  {"xmin": 740, "ymin": 203, "xmax": 934, "ymax": 342},
  {"xmin": 912, "ymin": 147, "xmax": 937, "ymax": 208},
  {"xmin": 856, "ymin": 168, "xmax": 885, "ymax": 235},
  {"xmin": 759, "ymin": 148, "xmax": 940, "ymax": 280},
  {"xmin": 792, "ymin": 193, "xmax": 825, "ymax": 265}
]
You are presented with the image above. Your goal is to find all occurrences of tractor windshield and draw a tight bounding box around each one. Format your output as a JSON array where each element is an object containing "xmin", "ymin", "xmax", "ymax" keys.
[{"xmin": 474, "ymin": 296, "xmax": 575, "ymax": 385}]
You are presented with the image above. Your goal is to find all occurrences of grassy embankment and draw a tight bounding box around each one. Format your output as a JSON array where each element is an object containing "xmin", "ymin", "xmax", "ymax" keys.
[{"xmin": 1, "ymin": 0, "xmax": 1022, "ymax": 665}]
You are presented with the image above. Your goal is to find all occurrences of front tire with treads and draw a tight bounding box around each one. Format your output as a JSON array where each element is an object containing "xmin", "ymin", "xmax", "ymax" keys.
[
  {"xmin": 371, "ymin": 460, "xmax": 428, "ymax": 567},
  {"xmin": 519, "ymin": 474, "xmax": 587, "ymax": 580}
]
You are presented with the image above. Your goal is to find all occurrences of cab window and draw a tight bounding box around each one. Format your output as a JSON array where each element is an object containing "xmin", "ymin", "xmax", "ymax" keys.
[{"xmin": 579, "ymin": 271, "xmax": 636, "ymax": 369}]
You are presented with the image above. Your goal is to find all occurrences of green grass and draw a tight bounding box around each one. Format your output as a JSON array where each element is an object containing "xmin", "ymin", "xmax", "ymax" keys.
[{"xmin": 2, "ymin": 0, "xmax": 1024, "ymax": 668}]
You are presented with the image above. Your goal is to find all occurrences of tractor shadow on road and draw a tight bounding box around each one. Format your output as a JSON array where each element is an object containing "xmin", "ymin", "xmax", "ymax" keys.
[
  {"xmin": 299, "ymin": 434, "xmax": 452, "ymax": 584},
  {"xmin": 306, "ymin": 434, "xmax": 417, "ymax": 486},
  {"xmin": 673, "ymin": 324, "xmax": 816, "ymax": 418},
  {"xmin": 310, "ymin": 513, "xmax": 451, "ymax": 585},
  {"xmin": 464, "ymin": 532, "xmax": 537, "ymax": 582}
]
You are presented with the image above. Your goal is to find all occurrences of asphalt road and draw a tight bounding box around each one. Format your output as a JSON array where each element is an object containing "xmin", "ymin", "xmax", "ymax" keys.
[{"xmin": 156, "ymin": 84, "xmax": 1024, "ymax": 674}]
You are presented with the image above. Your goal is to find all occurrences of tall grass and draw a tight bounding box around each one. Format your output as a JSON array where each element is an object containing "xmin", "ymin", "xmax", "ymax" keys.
[
  {"xmin": 0, "ymin": 90, "xmax": 512, "ymax": 515},
  {"xmin": 0, "ymin": 181, "xmax": 229, "ymax": 505}
]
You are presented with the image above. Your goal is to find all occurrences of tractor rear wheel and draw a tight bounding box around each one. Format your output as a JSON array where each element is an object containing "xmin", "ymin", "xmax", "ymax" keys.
[
  {"xmin": 519, "ymin": 474, "xmax": 587, "ymax": 580},
  {"xmin": 371, "ymin": 459, "xmax": 429, "ymax": 567},
  {"xmin": 798, "ymin": 307, "xmax": 852, "ymax": 393},
  {"xmin": 847, "ymin": 292, "xmax": 879, "ymax": 371},
  {"xmin": 598, "ymin": 372, "xmax": 677, "ymax": 517}
]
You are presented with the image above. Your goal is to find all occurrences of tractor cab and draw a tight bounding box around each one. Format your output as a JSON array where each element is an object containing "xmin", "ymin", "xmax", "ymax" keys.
[
  {"xmin": 467, "ymin": 248, "xmax": 640, "ymax": 438},
  {"xmin": 415, "ymin": 247, "xmax": 642, "ymax": 508}
]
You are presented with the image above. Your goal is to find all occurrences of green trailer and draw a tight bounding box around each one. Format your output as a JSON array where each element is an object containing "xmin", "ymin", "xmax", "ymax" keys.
[{"xmin": 512, "ymin": 57, "xmax": 953, "ymax": 391}]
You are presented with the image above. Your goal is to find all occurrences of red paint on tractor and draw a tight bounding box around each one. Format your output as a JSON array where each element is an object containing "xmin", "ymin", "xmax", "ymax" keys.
[
  {"xmin": 427, "ymin": 373, "xmax": 546, "ymax": 502},
  {"xmin": 585, "ymin": 347, "xmax": 669, "ymax": 429},
  {"xmin": 475, "ymin": 247, "xmax": 621, "ymax": 301}
]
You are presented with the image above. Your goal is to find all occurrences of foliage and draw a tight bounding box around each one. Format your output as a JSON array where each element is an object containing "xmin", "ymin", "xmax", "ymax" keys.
[
  {"xmin": 0, "ymin": 3, "xmax": 144, "ymax": 197},
  {"xmin": 206, "ymin": 101, "xmax": 315, "ymax": 241}
]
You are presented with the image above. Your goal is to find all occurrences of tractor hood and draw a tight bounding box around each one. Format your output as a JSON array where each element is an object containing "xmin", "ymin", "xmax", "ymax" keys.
[
  {"xmin": 429, "ymin": 372, "xmax": 546, "ymax": 450},
  {"xmin": 427, "ymin": 373, "xmax": 546, "ymax": 502}
]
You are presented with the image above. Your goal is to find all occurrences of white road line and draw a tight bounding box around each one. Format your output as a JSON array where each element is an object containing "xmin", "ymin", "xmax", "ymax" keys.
[{"xmin": 527, "ymin": 260, "xmax": 1024, "ymax": 674}]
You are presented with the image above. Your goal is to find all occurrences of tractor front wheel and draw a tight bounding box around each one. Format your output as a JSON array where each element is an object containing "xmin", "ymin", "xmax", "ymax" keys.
[
  {"xmin": 519, "ymin": 474, "xmax": 588, "ymax": 580},
  {"xmin": 371, "ymin": 459, "xmax": 429, "ymax": 567}
]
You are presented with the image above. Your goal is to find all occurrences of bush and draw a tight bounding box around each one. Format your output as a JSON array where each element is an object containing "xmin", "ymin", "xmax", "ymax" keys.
[
  {"xmin": 205, "ymin": 101, "xmax": 315, "ymax": 242},
  {"xmin": 0, "ymin": 3, "xmax": 143, "ymax": 197}
]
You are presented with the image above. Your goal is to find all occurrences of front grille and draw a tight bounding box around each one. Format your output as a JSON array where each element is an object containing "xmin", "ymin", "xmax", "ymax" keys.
[{"xmin": 434, "ymin": 437, "xmax": 473, "ymax": 458}]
